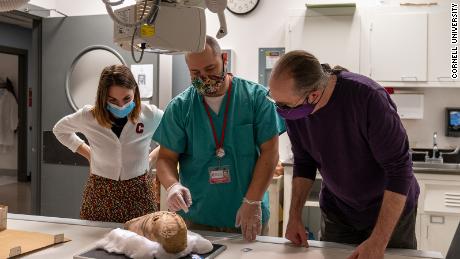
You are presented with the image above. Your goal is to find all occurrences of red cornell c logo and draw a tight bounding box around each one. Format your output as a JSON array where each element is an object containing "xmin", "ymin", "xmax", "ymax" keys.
[{"xmin": 136, "ymin": 123, "xmax": 144, "ymax": 134}]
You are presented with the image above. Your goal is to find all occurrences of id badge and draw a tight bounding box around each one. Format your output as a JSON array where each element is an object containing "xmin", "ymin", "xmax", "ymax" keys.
[{"xmin": 208, "ymin": 165, "xmax": 231, "ymax": 184}]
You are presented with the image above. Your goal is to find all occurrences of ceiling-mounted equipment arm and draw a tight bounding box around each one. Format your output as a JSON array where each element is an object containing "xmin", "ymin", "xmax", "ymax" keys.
[
  {"xmin": 103, "ymin": 0, "xmax": 160, "ymax": 28},
  {"xmin": 216, "ymin": 11, "xmax": 227, "ymax": 38},
  {"xmin": 204, "ymin": 0, "xmax": 228, "ymax": 39},
  {"xmin": 101, "ymin": 0, "xmax": 125, "ymax": 6}
]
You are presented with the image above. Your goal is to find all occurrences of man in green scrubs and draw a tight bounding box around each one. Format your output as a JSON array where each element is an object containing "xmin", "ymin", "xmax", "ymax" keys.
[{"xmin": 154, "ymin": 36, "xmax": 285, "ymax": 241}]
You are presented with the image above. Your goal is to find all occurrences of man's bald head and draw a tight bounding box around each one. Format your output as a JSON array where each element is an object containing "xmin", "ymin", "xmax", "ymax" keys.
[
  {"xmin": 185, "ymin": 35, "xmax": 222, "ymax": 61},
  {"xmin": 184, "ymin": 35, "xmax": 228, "ymax": 97}
]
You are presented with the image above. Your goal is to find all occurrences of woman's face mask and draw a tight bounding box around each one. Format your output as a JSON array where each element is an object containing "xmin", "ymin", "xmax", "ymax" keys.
[{"xmin": 107, "ymin": 100, "xmax": 135, "ymax": 118}]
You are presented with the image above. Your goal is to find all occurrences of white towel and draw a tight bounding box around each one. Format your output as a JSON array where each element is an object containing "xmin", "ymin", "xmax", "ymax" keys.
[{"xmin": 95, "ymin": 228, "xmax": 214, "ymax": 259}]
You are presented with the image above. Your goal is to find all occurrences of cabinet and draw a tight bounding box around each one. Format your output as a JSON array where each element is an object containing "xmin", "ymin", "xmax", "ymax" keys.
[
  {"xmin": 415, "ymin": 173, "xmax": 460, "ymax": 256},
  {"xmin": 267, "ymin": 175, "xmax": 283, "ymax": 237},
  {"xmin": 286, "ymin": 9, "xmax": 361, "ymax": 73},
  {"xmin": 370, "ymin": 12, "xmax": 428, "ymax": 82},
  {"xmin": 428, "ymin": 11, "xmax": 453, "ymax": 83},
  {"xmin": 282, "ymin": 164, "xmax": 322, "ymax": 239},
  {"xmin": 416, "ymin": 214, "xmax": 421, "ymax": 249},
  {"xmin": 366, "ymin": 9, "xmax": 460, "ymax": 87},
  {"xmin": 420, "ymin": 214, "xmax": 460, "ymax": 256}
]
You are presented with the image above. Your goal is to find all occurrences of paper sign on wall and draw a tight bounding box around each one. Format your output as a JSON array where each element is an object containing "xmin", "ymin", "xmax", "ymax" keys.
[
  {"xmin": 131, "ymin": 64, "xmax": 153, "ymax": 98},
  {"xmin": 265, "ymin": 51, "xmax": 281, "ymax": 69}
]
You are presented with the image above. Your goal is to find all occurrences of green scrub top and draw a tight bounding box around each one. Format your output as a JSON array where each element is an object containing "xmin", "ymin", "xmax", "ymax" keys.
[{"xmin": 153, "ymin": 76, "xmax": 286, "ymax": 228}]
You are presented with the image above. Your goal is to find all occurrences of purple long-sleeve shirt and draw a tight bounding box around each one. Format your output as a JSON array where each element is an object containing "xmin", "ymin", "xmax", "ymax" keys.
[{"xmin": 287, "ymin": 71, "xmax": 419, "ymax": 229}]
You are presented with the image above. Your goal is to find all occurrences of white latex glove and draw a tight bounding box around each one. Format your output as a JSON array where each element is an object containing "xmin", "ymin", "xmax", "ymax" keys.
[
  {"xmin": 166, "ymin": 182, "xmax": 192, "ymax": 213},
  {"xmin": 235, "ymin": 198, "xmax": 262, "ymax": 241}
]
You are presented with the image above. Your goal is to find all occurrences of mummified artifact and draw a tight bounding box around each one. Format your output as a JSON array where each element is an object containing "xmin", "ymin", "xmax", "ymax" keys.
[{"xmin": 124, "ymin": 211, "xmax": 187, "ymax": 254}]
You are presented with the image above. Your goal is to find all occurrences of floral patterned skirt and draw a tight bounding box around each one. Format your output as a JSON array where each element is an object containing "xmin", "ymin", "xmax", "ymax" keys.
[{"xmin": 80, "ymin": 172, "xmax": 158, "ymax": 223}]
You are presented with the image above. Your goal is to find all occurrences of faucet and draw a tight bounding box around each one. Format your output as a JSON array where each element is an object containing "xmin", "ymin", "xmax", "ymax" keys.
[
  {"xmin": 432, "ymin": 132, "xmax": 438, "ymax": 158},
  {"xmin": 440, "ymin": 146, "xmax": 460, "ymax": 157},
  {"xmin": 425, "ymin": 132, "xmax": 443, "ymax": 163}
]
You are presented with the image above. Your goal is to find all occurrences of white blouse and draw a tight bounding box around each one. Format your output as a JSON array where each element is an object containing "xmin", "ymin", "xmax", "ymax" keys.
[{"xmin": 53, "ymin": 103, "xmax": 163, "ymax": 180}]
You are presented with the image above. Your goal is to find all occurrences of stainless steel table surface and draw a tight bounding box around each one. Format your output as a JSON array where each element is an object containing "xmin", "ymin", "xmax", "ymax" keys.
[{"xmin": 5, "ymin": 214, "xmax": 443, "ymax": 259}]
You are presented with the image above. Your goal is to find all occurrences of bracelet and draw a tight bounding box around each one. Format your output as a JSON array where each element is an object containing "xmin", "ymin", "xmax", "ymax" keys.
[{"xmin": 243, "ymin": 197, "xmax": 262, "ymax": 205}]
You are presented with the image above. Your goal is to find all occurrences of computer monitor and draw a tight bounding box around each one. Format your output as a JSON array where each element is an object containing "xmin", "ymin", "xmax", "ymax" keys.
[{"xmin": 446, "ymin": 108, "xmax": 460, "ymax": 137}]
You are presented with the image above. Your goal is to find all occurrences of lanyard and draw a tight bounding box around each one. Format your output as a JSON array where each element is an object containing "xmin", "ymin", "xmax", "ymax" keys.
[{"xmin": 202, "ymin": 77, "xmax": 232, "ymax": 158}]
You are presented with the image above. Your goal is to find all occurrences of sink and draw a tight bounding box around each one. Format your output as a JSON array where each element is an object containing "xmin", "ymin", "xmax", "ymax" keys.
[
  {"xmin": 412, "ymin": 162, "xmax": 460, "ymax": 170},
  {"xmin": 410, "ymin": 147, "xmax": 460, "ymax": 164}
]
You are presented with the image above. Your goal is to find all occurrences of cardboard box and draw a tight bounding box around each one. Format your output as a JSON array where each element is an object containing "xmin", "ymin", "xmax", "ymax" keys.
[{"xmin": 0, "ymin": 205, "xmax": 7, "ymax": 231}]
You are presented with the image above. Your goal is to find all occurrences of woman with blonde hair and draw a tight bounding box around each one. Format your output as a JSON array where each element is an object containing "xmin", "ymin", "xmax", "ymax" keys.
[{"xmin": 53, "ymin": 64, "xmax": 163, "ymax": 223}]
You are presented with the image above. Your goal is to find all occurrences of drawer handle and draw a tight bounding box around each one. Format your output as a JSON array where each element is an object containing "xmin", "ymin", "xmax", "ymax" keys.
[
  {"xmin": 445, "ymin": 202, "xmax": 460, "ymax": 208},
  {"xmin": 445, "ymin": 192, "xmax": 460, "ymax": 196},
  {"xmin": 437, "ymin": 76, "xmax": 454, "ymax": 81},
  {"xmin": 401, "ymin": 76, "xmax": 418, "ymax": 81},
  {"xmin": 430, "ymin": 215, "xmax": 445, "ymax": 224}
]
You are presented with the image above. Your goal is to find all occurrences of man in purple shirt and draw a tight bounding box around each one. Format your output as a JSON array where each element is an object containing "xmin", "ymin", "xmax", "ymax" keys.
[{"xmin": 268, "ymin": 50, "xmax": 419, "ymax": 259}]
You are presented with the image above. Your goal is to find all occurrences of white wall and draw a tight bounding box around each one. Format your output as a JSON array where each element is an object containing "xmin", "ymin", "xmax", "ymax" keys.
[{"xmin": 0, "ymin": 53, "xmax": 18, "ymax": 170}]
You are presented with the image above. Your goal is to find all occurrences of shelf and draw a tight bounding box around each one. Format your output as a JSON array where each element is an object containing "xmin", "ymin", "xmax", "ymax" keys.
[
  {"xmin": 306, "ymin": 3, "xmax": 356, "ymax": 8},
  {"xmin": 305, "ymin": 2, "xmax": 356, "ymax": 16}
]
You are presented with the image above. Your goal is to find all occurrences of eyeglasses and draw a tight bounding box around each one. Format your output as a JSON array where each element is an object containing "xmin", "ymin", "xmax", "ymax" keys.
[{"xmin": 266, "ymin": 89, "xmax": 310, "ymax": 111}]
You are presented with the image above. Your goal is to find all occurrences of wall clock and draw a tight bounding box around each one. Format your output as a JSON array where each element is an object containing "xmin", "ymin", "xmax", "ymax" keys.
[{"xmin": 227, "ymin": 0, "xmax": 260, "ymax": 15}]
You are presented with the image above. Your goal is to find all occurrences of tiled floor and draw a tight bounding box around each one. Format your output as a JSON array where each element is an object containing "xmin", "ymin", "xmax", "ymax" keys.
[
  {"xmin": 0, "ymin": 175, "xmax": 17, "ymax": 186},
  {"xmin": 0, "ymin": 173, "xmax": 31, "ymax": 214}
]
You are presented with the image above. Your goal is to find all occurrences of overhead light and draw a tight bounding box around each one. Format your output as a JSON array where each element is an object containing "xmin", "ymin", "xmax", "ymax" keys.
[{"xmin": 0, "ymin": 0, "xmax": 30, "ymax": 12}]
